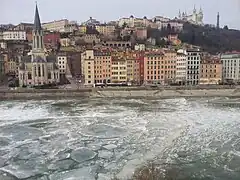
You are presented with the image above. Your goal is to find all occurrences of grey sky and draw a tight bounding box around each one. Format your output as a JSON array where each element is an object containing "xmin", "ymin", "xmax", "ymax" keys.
[{"xmin": 1, "ymin": 0, "xmax": 240, "ymax": 29}]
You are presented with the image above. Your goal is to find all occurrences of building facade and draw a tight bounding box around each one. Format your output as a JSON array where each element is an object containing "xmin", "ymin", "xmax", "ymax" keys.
[
  {"xmin": 185, "ymin": 49, "xmax": 201, "ymax": 85},
  {"xmin": 18, "ymin": 4, "xmax": 59, "ymax": 87},
  {"xmin": 3, "ymin": 31, "xmax": 26, "ymax": 41},
  {"xmin": 94, "ymin": 51, "xmax": 112, "ymax": 84},
  {"xmin": 57, "ymin": 53, "xmax": 68, "ymax": 75},
  {"xmin": 221, "ymin": 53, "xmax": 240, "ymax": 83},
  {"xmin": 0, "ymin": 55, "xmax": 5, "ymax": 81},
  {"xmin": 176, "ymin": 52, "xmax": 187, "ymax": 84},
  {"xmin": 178, "ymin": 7, "xmax": 203, "ymax": 25},
  {"xmin": 200, "ymin": 56, "xmax": 222, "ymax": 84},
  {"xmin": 82, "ymin": 50, "xmax": 95, "ymax": 86},
  {"xmin": 118, "ymin": 16, "xmax": 151, "ymax": 28},
  {"xmin": 95, "ymin": 25, "xmax": 115, "ymax": 37},
  {"xmin": 144, "ymin": 52, "xmax": 165, "ymax": 85},
  {"xmin": 42, "ymin": 19, "xmax": 69, "ymax": 32},
  {"xmin": 14, "ymin": 23, "xmax": 34, "ymax": 31},
  {"xmin": 111, "ymin": 56, "xmax": 127, "ymax": 83}
]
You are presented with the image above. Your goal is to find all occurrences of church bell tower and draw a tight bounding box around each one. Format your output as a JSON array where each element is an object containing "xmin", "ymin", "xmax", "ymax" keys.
[{"xmin": 32, "ymin": 3, "xmax": 44, "ymax": 52}]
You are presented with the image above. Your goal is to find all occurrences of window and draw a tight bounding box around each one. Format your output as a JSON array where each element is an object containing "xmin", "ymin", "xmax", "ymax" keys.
[
  {"xmin": 48, "ymin": 73, "xmax": 51, "ymax": 79},
  {"xmin": 28, "ymin": 72, "xmax": 32, "ymax": 80},
  {"xmin": 38, "ymin": 65, "xmax": 41, "ymax": 76}
]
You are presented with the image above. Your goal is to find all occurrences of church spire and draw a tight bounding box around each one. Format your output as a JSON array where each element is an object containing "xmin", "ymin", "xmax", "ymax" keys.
[
  {"xmin": 34, "ymin": 2, "xmax": 42, "ymax": 31},
  {"xmin": 32, "ymin": 2, "xmax": 44, "ymax": 51},
  {"xmin": 179, "ymin": 10, "xmax": 181, "ymax": 18},
  {"xmin": 193, "ymin": 5, "xmax": 196, "ymax": 13}
]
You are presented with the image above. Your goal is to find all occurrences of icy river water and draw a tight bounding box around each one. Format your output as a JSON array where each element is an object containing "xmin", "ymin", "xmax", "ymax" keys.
[{"xmin": 0, "ymin": 97, "xmax": 240, "ymax": 180}]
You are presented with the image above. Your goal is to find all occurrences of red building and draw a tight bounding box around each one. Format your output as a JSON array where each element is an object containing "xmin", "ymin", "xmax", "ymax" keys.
[
  {"xmin": 44, "ymin": 32, "xmax": 60, "ymax": 47},
  {"xmin": 26, "ymin": 31, "xmax": 60, "ymax": 47},
  {"xmin": 136, "ymin": 51, "xmax": 145, "ymax": 85}
]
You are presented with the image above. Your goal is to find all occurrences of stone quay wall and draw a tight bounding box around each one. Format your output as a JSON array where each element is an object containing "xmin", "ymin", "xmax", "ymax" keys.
[{"xmin": 0, "ymin": 87, "xmax": 240, "ymax": 100}]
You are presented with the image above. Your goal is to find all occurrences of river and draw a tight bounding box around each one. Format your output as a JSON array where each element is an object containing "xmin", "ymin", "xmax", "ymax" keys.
[{"xmin": 0, "ymin": 97, "xmax": 239, "ymax": 180}]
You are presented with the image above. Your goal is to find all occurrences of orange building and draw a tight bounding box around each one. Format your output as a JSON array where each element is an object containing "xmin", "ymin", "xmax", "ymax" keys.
[
  {"xmin": 144, "ymin": 50, "xmax": 177, "ymax": 85},
  {"xmin": 200, "ymin": 56, "xmax": 222, "ymax": 84},
  {"xmin": 144, "ymin": 52, "xmax": 165, "ymax": 84},
  {"xmin": 94, "ymin": 51, "xmax": 112, "ymax": 84},
  {"xmin": 163, "ymin": 50, "xmax": 177, "ymax": 84}
]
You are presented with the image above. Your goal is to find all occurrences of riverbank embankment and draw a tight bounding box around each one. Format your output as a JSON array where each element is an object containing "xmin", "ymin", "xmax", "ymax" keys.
[{"xmin": 0, "ymin": 86, "xmax": 240, "ymax": 100}]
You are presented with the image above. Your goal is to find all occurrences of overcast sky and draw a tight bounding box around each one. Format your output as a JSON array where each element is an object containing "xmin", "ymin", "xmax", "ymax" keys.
[{"xmin": 1, "ymin": 0, "xmax": 240, "ymax": 29}]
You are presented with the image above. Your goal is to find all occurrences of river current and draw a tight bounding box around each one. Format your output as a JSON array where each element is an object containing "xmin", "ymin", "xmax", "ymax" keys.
[{"xmin": 0, "ymin": 97, "xmax": 239, "ymax": 180}]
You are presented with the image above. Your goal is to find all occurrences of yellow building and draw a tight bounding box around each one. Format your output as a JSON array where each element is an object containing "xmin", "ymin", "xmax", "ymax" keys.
[
  {"xmin": 125, "ymin": 51, "xmax": 139, "ymax": 83},
  {"xmin": 7, "ymin": 55, "xmax": 19, "ymax": 76},
  {"xmin": 111, "ymin": 56, "xmax": 127, "ymax": 83},
  {"xmin": 95, "ymin": 25, "xmax": 115, "ymax": 36},
  {"xmin": 127, "ymin": 58, "xmax": 134, "ymax": 82},
  {"xmin": 79, "ymin": 25, "xmax": 87, "ymax": 34},
  {"xmin": 82, "ymin": 50, "xmax": 95, "ymax": 86}
]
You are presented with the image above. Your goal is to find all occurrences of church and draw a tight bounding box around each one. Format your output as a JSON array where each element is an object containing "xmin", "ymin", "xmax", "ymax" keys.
[
  {"xmin": 18, "ymin": 4, "xmax": 60, "ymax": 87},
  {"xmin": 178, "ymin": 6, "xmax": 203, "ymax": 25}
]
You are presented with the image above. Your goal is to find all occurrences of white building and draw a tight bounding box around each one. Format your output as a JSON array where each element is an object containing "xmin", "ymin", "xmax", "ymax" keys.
[
  {"xmin": 0, "ymin": 41, "xmax": 7, "ymax": 49},
  {"xmin": 179, "ymin": 49, "xmax": 201, "ymax": 85},
  {"xmin": 57, "ymin": 55, "xmax": 67, "ymax": 75},
  {"xmin": 221, "ymin": 53, "xmax": 240, "ymax": 83},
  {"xmin": 118, "ymin": 16, "xmax": 151, "ymax": 28},
  {"xmin": 176, "ymin": 52, "xmax": 187, "ymax": 84},
  {"xmin": 42, "ymin": 19, "xmax": 78, "ymax": 32},
  {"xmin": 159, "ymin": 19, "xmax": 184, "ymax": 31},
  {"xmin": 178, "ymin": 6, "xmax": 203, "ymax": 25},
  {"xmin": 153, "ymin": 16, "xmax": 171, "ymax": 22},
  {"xmin": 3, "ymin": 31, "xmax": 26, "ymax": 41},
  {"xmin": 134, "ymin": 44, "xmax": 145, "ymax": 51}
]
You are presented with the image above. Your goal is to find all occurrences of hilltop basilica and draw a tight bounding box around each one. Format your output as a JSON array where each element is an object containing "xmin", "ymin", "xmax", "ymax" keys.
[{"xmin": 178, "ymin": 6, "xmax": 203, "ymax": 25}]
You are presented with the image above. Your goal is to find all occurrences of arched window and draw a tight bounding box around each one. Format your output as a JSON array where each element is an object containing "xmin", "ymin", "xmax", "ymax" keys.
[
  {"xmin": 48, "ymin": 72, "xmax": 51, "ymax": 79},
  {"xmin": 38, "ymin": 65, "xmax": 41, "ymax": 77},
  {"xmin": 34, "ymin": 65, "xmax": 37, "ymax": 76},
  {"xmin": 37, "ymin": 36, "xmax": 40, "ymax": 48},
  {"xmin": 28, "ymin": 72, "xmax": 32, "ymax": 80},
  {"xmin": 42, "ymin": 64, "xmax": 45, "ymax": 77}
]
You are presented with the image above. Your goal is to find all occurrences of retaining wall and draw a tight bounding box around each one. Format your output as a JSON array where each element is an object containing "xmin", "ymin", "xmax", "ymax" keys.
[{"xmin": 0, "ymin": 88, "xmax": 240, "ymax": 100}]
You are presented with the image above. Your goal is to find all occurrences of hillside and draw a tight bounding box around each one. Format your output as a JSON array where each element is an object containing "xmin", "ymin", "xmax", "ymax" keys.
[{"xmin": 148, "ymin": 23, "xmax": 240, "ymax": 54}]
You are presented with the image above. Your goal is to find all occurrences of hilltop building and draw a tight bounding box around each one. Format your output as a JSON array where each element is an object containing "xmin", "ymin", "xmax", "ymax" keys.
[
  {"xmin": 118, "ymin": 15, "xmax": 152, "ymax": 28},
  {"xmin": 18, "ymin": 4, "xmax": 59, "ymax": 87},
  {"xmin": 178, "ymin": 6, "xmax": 203, "ymax": 25},
  {"xmin": 82, "ymin": 17, "xmax": 101, "ymax": 27}
]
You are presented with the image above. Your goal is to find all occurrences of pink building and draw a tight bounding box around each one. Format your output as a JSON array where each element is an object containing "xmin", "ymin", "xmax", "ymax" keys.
[{"xmin": 135, "ymin": 27, "xmax": 147, "ymax": 40}]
